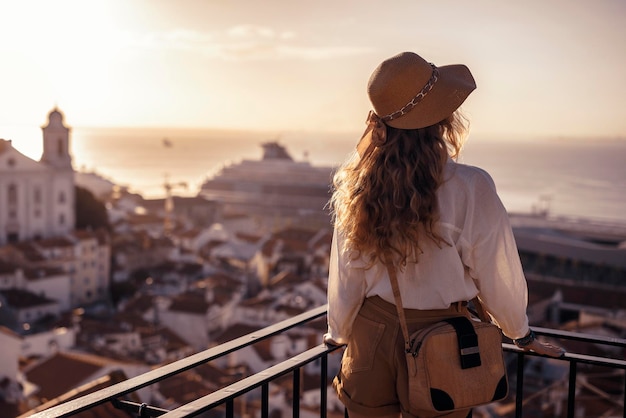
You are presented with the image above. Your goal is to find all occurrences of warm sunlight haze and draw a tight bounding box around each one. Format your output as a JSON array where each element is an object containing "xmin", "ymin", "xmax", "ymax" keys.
[{"xmin": 1, "ymin": 0, "xmax": 625, "ymax": 162}]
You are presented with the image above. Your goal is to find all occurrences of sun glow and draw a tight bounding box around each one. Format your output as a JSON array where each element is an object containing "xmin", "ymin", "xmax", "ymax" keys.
[
  {"xmin": 1, "ymin": 1, "xmax": 625, "ymax": 139},
  {"xmin": 0, "ymin": 1, "xmax": 135, "ymax": 126},
  {"xmin": 0, "ymin": 126, "xmax": 43, "ymax": 161}
]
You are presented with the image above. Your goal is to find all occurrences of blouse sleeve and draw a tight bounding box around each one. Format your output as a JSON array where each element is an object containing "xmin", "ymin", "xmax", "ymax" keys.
[
  {"xmin": 325, "ymin": 229, "xmax": 367, "ymax": 345},
  {"xmin": 461, "ymin": 170, "xmax": 530, "ymax": 340}
]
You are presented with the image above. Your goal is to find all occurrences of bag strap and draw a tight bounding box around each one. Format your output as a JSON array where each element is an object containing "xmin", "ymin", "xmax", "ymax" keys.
[{"xmin": 384, "ymin": 255, "xmax": 412, "ymax": 353}]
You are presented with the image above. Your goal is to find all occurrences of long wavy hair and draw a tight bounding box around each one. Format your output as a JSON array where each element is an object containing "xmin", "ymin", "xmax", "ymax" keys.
[{"xmin": 330, "ymin": 111, "xmax": 468, "ymax": 266}]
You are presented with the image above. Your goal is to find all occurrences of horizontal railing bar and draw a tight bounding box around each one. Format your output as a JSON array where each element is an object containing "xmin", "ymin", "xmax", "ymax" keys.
[
  {"xmin": 160, "ymin": 344, "xmax": 342, "ymax": 418},
  {"xmin": 111, "ymin": 399, "xmax": 169, "ymax": 416},
  {"xmin": 29, "ymin": 305, "xmax": 328, "ymax": 418},
  {"xmin": 503, "ymin": 343, "xmax": 626, "ymax": 369},
  {"xmin": 532, "ymin": 326, "xmax": 626, "ymax": 348}
]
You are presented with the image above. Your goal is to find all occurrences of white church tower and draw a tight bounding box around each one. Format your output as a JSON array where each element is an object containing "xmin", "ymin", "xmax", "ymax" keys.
[
  {"xmin": 41, "ymin": 107, "xmax": 73, "ymax": 169},
  {"xmin": 0, "ymin": 108, "xmax": 75, "ymax": 245}
]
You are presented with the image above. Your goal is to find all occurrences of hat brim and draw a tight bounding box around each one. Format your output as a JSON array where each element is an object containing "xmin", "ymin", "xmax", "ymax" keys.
[{"xmin": 385, "ymin": 64, "xmax": 476, "ymax": 130}]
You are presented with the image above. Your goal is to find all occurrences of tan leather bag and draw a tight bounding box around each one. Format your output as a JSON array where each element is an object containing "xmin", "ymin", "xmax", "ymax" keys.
[{"xmin": 386, "ymin": 262, "xmax": 508, "ymax": 414}]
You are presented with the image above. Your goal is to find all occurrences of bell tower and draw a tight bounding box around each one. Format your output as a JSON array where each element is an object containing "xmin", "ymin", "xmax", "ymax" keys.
[{"xmin": 41, "ymin": 107, "xmax": 72, "ymax": 169}]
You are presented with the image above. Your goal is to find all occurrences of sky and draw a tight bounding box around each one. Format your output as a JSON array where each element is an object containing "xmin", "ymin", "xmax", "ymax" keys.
[{"xmin": 1, "ymin": 0, "xmax": 625, "ymax": 159}]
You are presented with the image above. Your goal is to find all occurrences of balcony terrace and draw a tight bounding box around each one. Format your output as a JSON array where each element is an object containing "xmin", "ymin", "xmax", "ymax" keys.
[{"xmin": 24, "ymin": 305, "xmax": 626, "ymax": 418}]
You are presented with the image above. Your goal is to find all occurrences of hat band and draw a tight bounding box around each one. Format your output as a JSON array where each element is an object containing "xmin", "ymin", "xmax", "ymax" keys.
[{"xmin": 381, "ymin": 63, "xmax": 439, "ymax": 122}]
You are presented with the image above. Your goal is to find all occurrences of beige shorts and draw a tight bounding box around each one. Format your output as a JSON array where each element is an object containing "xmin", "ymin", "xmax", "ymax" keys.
[{"xmin": 333, "ymin": 296, "xmax": 472, "ymax": 418}]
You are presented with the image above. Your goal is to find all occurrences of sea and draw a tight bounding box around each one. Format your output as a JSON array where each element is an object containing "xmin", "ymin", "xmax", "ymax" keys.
[{"xmin": 69, "ymin": 127, "xmax": 626, "ymax": 226}]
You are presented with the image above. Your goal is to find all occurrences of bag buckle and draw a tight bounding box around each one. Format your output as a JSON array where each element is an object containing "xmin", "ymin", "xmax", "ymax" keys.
[{"xmin": 445, "ymin": 317, "xmax": 483, "ymax": 369}]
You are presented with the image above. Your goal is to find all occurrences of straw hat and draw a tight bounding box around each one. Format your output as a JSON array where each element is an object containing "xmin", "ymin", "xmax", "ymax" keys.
[{"xmin": 367, "ymin": 52, "xmax": 476, "ymax": 129}]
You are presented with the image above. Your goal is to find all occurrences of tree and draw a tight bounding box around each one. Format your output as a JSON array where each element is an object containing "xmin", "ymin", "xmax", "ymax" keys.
[{"xmin": 75, "ymin": 186, "xmax": 110, "ymax": 231}]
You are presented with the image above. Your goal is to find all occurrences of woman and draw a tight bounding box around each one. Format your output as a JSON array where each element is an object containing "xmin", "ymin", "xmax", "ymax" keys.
[{"xmin": 324, "ymin": 52, "xmax": 564, "ymax": 418}]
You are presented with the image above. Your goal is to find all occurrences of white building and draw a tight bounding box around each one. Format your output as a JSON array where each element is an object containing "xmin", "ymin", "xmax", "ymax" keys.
[
  {"xmin": 0, "ymin": 326, "xmax": 21, "ymax": 382},
  {"xmin": 0, "ymin": 108, "xmax": 75, "ymax": 245}
]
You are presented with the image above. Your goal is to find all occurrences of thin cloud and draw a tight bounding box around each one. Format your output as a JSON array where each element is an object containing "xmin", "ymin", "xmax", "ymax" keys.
[
  {"xmin": 276, "ymin": 45, "xmax": 373, "ymax": 60},
  {"xmin": 227, "ymin": 24, "xmax": 278, "ymax": 39},
  {"xmin": 133, "ymin": 29, "xmax": 214, "ymax": 51},
  {"xmin": 130, "ymin": 26, "xmax": 371, "ymax": 61}
]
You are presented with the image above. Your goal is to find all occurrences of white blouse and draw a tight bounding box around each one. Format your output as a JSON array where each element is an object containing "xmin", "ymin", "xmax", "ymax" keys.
[{"xmin": 326, "ymin": 160, "xmax": 530, "ymax": 343}]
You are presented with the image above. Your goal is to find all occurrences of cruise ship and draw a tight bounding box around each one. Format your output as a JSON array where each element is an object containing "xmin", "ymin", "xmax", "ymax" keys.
[{"xmin": 199, "ymin": 142, "xmax": 335, "ymax": 229}]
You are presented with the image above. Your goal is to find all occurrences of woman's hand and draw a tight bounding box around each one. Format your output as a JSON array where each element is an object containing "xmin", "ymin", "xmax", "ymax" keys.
[
  {"xmin": 522, "ymin": 339, "xmax": 566, "ymax": 358},
  {"xmin": 323, "ymin": 333, "xmax": 342, "ymax": 348},
  {"xmin": 514, "ymin": 330, "xmax": 565, "ymax": 358}
]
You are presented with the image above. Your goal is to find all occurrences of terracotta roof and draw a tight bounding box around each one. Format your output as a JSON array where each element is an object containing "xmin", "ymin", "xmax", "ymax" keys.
[
  {"xmin": 20, "ymin": 369, "xmax": 133, "ymax": 418},
  {"xmin": 260, "ymin": 238, "xmax": 279, "ymax": 257},
  {"xmin": 274, "ymin": 304, "xmax": 306, "ymax": 317},
  {"xmin": 0, "ymin": 400, "xmax": 21, "ymax": 418},
  {"xmin": 4, "ymin": 243, "xmax": 46, "ymax": 262},
  {"xmin": 71, "ymin": 230, "xmax": 99, "ymax": 240},
  {"xmin": 0, "ymin": 288, "xmax": 57, "ymax": 308},
  {"xmin": 239, "ymin": 295, "xmax": 273, "ymax": 308},
  {"xmin": 305, "ymin": 316, "xmax": 327, "ymax": 332},
  {"xmin": 212, "ymin": 323, "xmax": 262, "ymax": 344},
  {"xmin": 120, "ymin": 293, "xmax": 155, "ymax": 314},
  {"xmin": 235, "ymin": 232, "xmax": 262, "ymax": 244},
  {"xmin": 141, "ymin": 326, "xmax": 190, "ymax": 353},
  {"xmin": 78, "ymin": 317, "xmax": 128, "ymax": 335},
  {"xmin": 36, "ymin": 237, "xmax": 75, "ymax": 248},
  {"xmin": 113, "ymin": 311, "xmax": 153, "ymax": 329},
  {"xmin": 178, "ymin": 228, "xmax": 204, "ymax": 239},
  {"xmin": 252, "ymin": 339, "xmax": 274, "ymax": 362},
  {"xmin": 268, "ymin": 271, "xmax": 304, "ymax": 288},
  {"xmin": 24, "ymin": 352, "xmax": 109, "ymax": 402},
  {"xmin": 0, "ymin": 259, "xmax": 20, "ymax": 274},
  {"xmin": 193, "ymin": 362, "xmax": 234, "ymax": 387},
  {"xmin": 168, "ymin": 292, "xmax": 209, "ymax": 314},
  {"xmin": 211, "ymin": 287, "xmax": 238, "ymax": 306}
]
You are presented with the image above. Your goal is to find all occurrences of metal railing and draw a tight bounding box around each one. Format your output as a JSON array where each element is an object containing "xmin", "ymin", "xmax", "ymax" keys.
[{"xmin": 27, "ymin": 305, "xmax": 626, "ymax": 418}]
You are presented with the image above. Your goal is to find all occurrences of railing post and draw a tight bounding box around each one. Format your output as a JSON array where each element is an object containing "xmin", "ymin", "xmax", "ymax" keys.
[
  {"xmin": 226, "ymin": 399, "xmax": 234, "ymax": 418},
  {"xmin": 293, "ymin": 368, "xmax": 300, "ymax": 418},
  {"xmin": 321, "ymin": 354, "xmax": 328, "ymax": 418},
  {"xmin": 261, "ymin": 383, "xmax": 269, "ymax": 418},
  {"xmin": 567, "ymin": 361, "xmax": 577, "ymax": 418},
  {"xmin": 623, "ymin": 373, "xmax": 626, "ymax": 418},
  {"xmin": 515, "ymin": 352, "xmax": 525, "ymax": 418}
]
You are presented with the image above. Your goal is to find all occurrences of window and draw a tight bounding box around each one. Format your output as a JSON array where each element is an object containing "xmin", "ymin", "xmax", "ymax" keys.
[
  {"xmin": 34, "ymin": 187, "xmax": 42, "ymax": 204},
  {"xmin": 57, "ymin": 138, "xmax": 64, "ymax": 155},
  {"xmin": 8, "ymin": 184, "xmax": 17, "ymax": 204},
  {"xmin": 58, "ymin": 191, "xmax": 66, "ymax": 203},
  {"xmin": 59, "ymin": 214, "xmax": 65, "ymax": 225}
]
